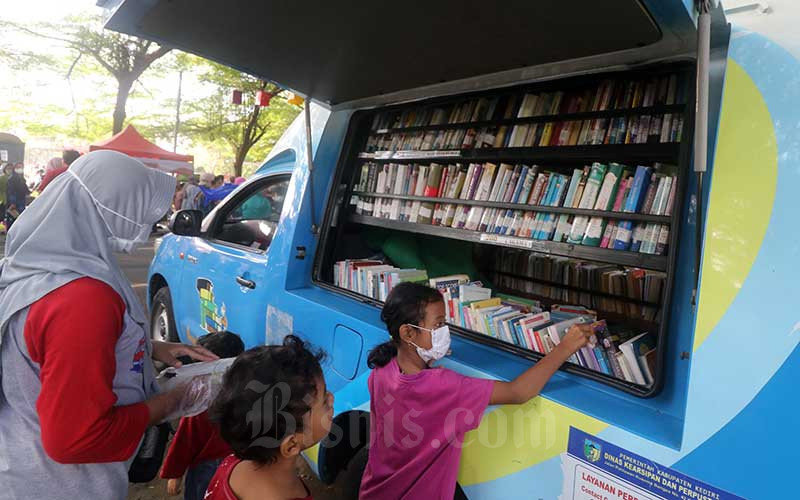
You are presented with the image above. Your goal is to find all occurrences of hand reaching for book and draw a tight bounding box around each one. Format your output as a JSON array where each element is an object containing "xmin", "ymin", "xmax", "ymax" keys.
[{"xmin": 561, "ymin": 324, "xmax": 594, "ymax": 355}]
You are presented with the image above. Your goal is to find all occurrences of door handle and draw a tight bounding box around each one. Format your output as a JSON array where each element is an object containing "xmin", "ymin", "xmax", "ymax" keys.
[
  {"xmin": 186, "ymin": 255, "xmax": 198, "ymax": 264},
  {"xmin": 236, "ymin": 276, "xmax": 256, "ymax": 289}
]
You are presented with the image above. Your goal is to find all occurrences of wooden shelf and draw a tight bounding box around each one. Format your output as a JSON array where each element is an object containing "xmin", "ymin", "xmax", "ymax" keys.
[
  {"xmin": 358, "ymin": 143, "xmax": 681, "ymax": 164},
  {"xmin": 353, "ymin": 191, "xmax": 670, "ymax": 223},
  {"xmin": 370, "ymin": 104, "xmax": 687, "ymax": 135},
  {"xmin": 349, "ymin": 214, "xmax": 669, "ymax": 271}
]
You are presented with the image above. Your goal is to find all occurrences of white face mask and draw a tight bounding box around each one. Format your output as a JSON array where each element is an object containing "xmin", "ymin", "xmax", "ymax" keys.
[
  {"xmin": 409, "ymin": 324, "xmax": 451, "ymax": 365},
  {"xmin": 68, "ymin": 170, "xmax": 151, "ymax": 254},
  {"xmin": 14, "ymin": 168, "xmax": 23, "ymax": 174}
]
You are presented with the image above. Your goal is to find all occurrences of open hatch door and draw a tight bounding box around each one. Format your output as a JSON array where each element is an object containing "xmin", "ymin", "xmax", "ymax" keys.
[{"xmin": 104, "ymin": 0, "xmax": 696, "ymax": 109}]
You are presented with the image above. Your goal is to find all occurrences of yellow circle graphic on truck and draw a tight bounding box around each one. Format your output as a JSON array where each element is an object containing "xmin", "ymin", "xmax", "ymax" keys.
[{"xmin": 694, "ymin": 59, "xmax": 778, "ymax": 350}]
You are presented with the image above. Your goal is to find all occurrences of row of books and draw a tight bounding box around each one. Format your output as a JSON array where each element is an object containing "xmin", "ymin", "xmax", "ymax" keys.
[
  {"xmin": 491, "ymin": 249, "xmax": 665, "ymax": 322},
  {"xmin": 430, "ymin": 275, "xmax": 656, "ymax": 386},
  {"xmin": 364, "ymin": 112, "xmax": 684, "ymax": 153},
  {"xmin": 353, "ymin": 161, "xmax": 676, "ymax": 256},
  {"xmin": 369, "ymin": 73, "xmax": 686, "ymax": 132},
  {"xmin": 333, "ymin": 259, "xmax": 428, "ymax": 301}
]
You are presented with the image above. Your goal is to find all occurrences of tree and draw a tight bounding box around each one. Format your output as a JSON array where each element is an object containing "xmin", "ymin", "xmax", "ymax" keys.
[
  {"xmin": 1, "ymin": 16, "xmax": 171, "ymax": 134},
  {"xmin": 183, "ymin": 61, "xmax": 301, "ymax": 176}
]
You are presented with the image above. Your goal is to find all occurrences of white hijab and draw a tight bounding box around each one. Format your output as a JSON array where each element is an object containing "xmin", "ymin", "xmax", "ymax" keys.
[{"xmin": 0, "ymin": 150, "xmax": 176, "ymax": 360}]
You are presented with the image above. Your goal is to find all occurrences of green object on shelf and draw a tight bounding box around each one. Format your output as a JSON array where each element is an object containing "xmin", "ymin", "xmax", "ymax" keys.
[{"xmin": 363, "ymin": 228, "xmax": 489, "ymax": 283}]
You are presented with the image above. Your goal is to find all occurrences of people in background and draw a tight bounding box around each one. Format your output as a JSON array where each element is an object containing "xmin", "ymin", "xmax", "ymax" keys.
[
  {"xmin": 239, "ymin": 189, "xmax": 272, "ymax": 220},
  {"xmin": 182, "ymin": 175, "xmax": 205, "ymax": 211},
  {"xmin": 36, "ymin": 157, "xmax": 66, "ymax": 192},
  {"xmin": 0, "ymin": 164, "xmax": 9, "ymax": 227},
  {"xmin": 198, "ymin": 173, "xmax": 237, "ymax": 215},
  {"xmin": 199, "ymin": 172, "xmax": 215, "ymax": 188},
  {"xmin": 173, "ymin": 181, "xmax": 186, "ymax": 212},
  {"xmin": 38, "ymin": 149, "xmax": 80, "ymax": 192},
  {"xmin": 234, "ymin": 176, "xmax": 246, "ymax": 185},
  {"xmin": 205, "ymin": 335, "xmax": 332, "ymax": 500},
  {"xmin": 0, "ymin": 150, "xmax": 217, "ymax": 499},
  {"xmin": 5, "ymin": 163, "xmax": 30, "ymax": 230},
  {"xmin": 161, "ymin": 331, "xmax": 246, "ymax": 500}
]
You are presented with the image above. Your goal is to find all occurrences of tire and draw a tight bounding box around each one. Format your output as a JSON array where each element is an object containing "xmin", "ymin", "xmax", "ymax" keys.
[
  {"xmin": 331, "ymin": 446, "xmax": 369, "ymax": 500},
  {"xmin": 150, "ymin": 286, "xmax": 179, "ymax": 343}
]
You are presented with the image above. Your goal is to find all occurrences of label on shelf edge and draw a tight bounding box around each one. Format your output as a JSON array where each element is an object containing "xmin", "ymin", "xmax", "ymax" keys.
[
  {"xmin": 358, "ymin": 152, "xmax": 375, "ymax": 159},
  {"xmin": 480, "ymin": 233, "xmax": 548, "ymax": 251},
  {"xmin": 393, "ymin": 150, "xmax": 462, "ymax": 159}
]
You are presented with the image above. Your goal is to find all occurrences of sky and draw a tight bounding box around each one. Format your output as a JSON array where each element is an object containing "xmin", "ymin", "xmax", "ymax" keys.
[{"xmin": 0, "ymin": 0, "xmax": 210, "ymax": 155}]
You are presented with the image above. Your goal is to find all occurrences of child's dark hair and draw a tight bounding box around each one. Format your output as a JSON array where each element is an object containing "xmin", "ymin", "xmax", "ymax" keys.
[
  {"xmin": 367, "ymin": 282, "xmax": 443, "ymax": 368},
  {"xmin": 209, "ymin": 335, "xmax": 326, "ymax": 465},
  {"xmin": 197, "ymin": 331, "xmax": 245, "ymax": 359}
]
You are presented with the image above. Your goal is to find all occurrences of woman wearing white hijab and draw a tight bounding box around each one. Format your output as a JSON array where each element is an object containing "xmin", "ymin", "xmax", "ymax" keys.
[{"xmin": 0, "ymin": 151, "xmax": 217, "ymax": 499}]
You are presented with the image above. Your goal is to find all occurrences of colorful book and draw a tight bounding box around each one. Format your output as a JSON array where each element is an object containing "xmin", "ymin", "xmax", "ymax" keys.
[
  {"xmin": 618, "ymin": 332, "xmax": 656, "ymax": 385},
  {"xmin": 567, "ymin": 163, "xmax": 607, "ymax": 244},
  {"xmin": 582, "ymin": 163, "xmax": 624, "ymax": 246},
  {"xmin": 418, "ymin": 163, "xmax": 444, "ymax": 224},
  {"xmin": 552, "ymin": 168, "xmax": 586, "ymax": 242},
  {"xmin": 464, "ymin": 163, "xmax": 497, "ymax": 230}
]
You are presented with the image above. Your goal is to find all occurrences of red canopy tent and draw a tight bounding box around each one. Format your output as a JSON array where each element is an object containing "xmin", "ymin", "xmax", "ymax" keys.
[{"xmin": 89, "ymin": 125, "xmax": 194, "ymax": 175}]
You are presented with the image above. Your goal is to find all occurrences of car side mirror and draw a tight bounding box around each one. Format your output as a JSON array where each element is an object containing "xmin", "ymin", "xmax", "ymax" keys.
[{"xmin": 169, "ymin": 210, "xmax": 203, "ymax": 236}]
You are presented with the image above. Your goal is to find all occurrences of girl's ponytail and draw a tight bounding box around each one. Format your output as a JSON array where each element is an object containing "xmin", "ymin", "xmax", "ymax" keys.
[
  {"xmin": 367, "ymin": 341, "xmax": 398, "ymax": 368},
  {"xmin": 367, "ymin": 282, "xmax": 444, "ymax": 369}
]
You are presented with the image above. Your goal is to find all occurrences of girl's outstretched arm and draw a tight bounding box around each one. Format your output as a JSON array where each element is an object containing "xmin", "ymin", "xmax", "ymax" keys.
[{"xmin": 490, "ymin": 324, "xmax": 592, "ymax": 405}]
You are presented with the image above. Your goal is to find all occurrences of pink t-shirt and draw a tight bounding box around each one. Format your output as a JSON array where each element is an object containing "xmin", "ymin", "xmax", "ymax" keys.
[{"xmin": 359, "ymin": 358, "xmax": 494, "ymax": 499}]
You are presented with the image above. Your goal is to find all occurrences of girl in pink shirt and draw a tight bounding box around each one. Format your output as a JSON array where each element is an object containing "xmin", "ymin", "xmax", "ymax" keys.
[{"xmin": 359, "ymin": 283, "xmax": 592, "ymax": 499}]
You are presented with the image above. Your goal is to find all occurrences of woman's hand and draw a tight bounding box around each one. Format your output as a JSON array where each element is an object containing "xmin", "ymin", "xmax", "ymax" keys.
[
  {"xmin": 166, "ymin": 478, "xmax": 182, "ymax": 496},
  {"xmin": 151, "ymin": 340, "xmax": 219, "ymax": 368}
]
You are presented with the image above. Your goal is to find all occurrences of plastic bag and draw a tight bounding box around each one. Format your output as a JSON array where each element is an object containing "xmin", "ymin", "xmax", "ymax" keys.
[{"xmin": 157, "ymin": 358, "xmax": 236, "ymax": 422}]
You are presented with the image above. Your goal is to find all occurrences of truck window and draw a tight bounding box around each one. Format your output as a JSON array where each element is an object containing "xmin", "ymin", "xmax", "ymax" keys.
[{"xmin": 212, "ymin": 176, "xmax": 290, "ymax": 252}]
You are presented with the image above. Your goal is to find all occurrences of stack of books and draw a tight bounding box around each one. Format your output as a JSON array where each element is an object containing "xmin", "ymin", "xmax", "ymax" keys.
[
  {"xmin": 426, "ymin": 276, "xmax": 657, "ymax": 387},
  {"xmin": 353, "ymin": 161, "xmax": 676, "ymax": 256},
  {"xmin": 334, "ymin": 259, "xmax": 428, "ymax": 301},
  {"xmin": 334, "ymin": 265, "xmax": 657, "ymax": 387}
]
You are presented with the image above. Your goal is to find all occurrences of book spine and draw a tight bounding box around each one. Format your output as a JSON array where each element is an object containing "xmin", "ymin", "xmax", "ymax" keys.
[
  {"xmin": 629, "ymin": 174, "xmax": 659, "ymax": 251},
  {"xmin": 532, "ymin": 174, "xmax": 557, "ymax": 238},
  {"xmin": 641, "ymin": 176, "xmax": 670, "ymax": 253},
  {"xmin": 539, "ymin": 175, "xmax": 568, "ymax": 240},
  {"xmin": 593, "ymin": 346, "xmax": 612, "ymax": 376},
  {"xmin": 567, "ymin": 163, "xmax": 607, "ymax": 244},
  {"xmin": 419, "ymin": 164, "xmax": 444, "ymax": 224},
  {"xmin": 655, "ymin": 224, "xmax": 670, "ymax": 255},
  {"xmin": 600, "ymin": 221, "xmax": 617, "ymax": 249},
  {"xmin": 582, "ymin": 164, "xmax": 622, "ymax": 246},
  {"xmin": 553, "ymin": 168, "xmax": 584, "ymax": 242}
]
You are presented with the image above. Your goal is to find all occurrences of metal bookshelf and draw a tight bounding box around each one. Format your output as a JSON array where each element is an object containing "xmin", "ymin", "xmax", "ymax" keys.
[
  {"xmin": 352, "ymin": 191, "xmax": 672, "ymax": 224},
  {"xmin": 357, "ymin": 143, "xmax": 681, "ymax": 164},
  {"xmin": 350, "ymin": 214, "xmax": 669, "ymax": 271},
  {"xmin": 369, "ymin": 103, "xmax": 686, "ymax": 135}
]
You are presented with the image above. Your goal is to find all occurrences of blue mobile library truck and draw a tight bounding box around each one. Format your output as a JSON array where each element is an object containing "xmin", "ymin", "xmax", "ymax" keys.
[{"xmin": 106, "ymin": 1, "xmax": 798, "ymax": 498}]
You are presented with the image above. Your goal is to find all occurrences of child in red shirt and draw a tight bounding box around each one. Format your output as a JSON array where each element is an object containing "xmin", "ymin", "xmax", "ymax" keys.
[
  {"xmin": 161, "ymin": 331, "xmax": 245, "ymax": 500},
  {"xmin": 205, "ymin": 335, "xmax": 333, "ymax": 500}
]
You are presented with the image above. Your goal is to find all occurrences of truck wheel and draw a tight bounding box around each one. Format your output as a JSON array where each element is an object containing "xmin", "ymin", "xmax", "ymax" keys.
[
  {"xmin": 332, "ymin": 446, "xmax": 369, "ymax": 499},
  {"xmin": 151, "ymin": 286, "xmax": 179, "ymax": 343}
]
